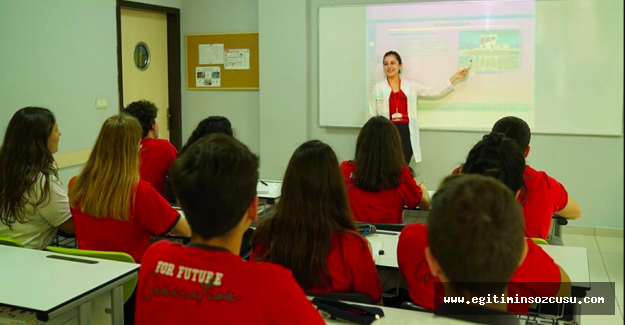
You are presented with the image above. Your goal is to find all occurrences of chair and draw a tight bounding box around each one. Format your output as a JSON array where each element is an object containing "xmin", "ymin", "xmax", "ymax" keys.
[
  {"xmin": 307, "ymin": 292, "xmax": 374, "ymax": 304},
  {"xmin": 240, "ymin": 227, "xmax": 254, "ymax": 261},
  {"xmin": 547, "ymin": 216, "xmax": 568, "ymax": 246},
  {"xmin": 531, "ymin": 238, "xmax": 549, "ymax": 246},
  {"xmin": 45, "ymin": 246, "xmax": 137, "ymax": 303},
  {"xmin": 0, "ymin": 237, "xmax": 24, "ymax": 247}
]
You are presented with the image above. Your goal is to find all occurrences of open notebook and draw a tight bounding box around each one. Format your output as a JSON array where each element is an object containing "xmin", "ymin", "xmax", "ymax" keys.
[{"xmin": 256, "ymin": 180, "xmax": 281, "ymax": 199}]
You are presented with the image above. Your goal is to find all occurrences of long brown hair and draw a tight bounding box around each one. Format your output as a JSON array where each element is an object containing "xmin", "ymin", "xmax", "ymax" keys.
[
  {"xmin": 252, "ymin": 140, "xmax": 356, "ymax": 290},
  {"xmin": 0, "ymin": 107, "xmax": 57, "ymax": 228},
  {"xmin": 354, "ymin": 116, "xmax": 408, "ymax": 191},
  {"xmin": 69, "ymin": 114, "xmax": 142, "ymax": 221}
]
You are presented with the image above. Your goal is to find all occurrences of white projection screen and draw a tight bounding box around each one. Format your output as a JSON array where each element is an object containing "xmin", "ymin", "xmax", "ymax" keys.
[{"xmin": 318, "ymin": 0, "xmax": 623, "ymax": 135}]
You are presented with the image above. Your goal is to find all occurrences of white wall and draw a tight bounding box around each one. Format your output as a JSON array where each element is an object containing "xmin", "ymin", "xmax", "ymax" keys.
[
  {"xmin": 259, "ymin": 0, "xmax": 624, "ymax": 229},
  {"xmin": 0, "ymin": 0, "xmax": 120, "ymax": 186},
  {"xmin": 180, "ymin": 0, "xmax": 260, "ymax": 154}
]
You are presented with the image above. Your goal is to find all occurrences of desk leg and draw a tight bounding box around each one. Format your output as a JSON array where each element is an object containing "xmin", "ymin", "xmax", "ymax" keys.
[
  {"xmin": 110, "ymin": 285, "xmax": 124, "ymax": 325},
  {"xmin": 78, "ymin": 302, "xmax": 92, "ymax": 325}
]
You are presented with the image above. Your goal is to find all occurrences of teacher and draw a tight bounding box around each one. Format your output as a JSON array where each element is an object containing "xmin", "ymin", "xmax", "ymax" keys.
[{"xmin": 368, "ymin": 51, "xmax": 468, "ymax": 164}]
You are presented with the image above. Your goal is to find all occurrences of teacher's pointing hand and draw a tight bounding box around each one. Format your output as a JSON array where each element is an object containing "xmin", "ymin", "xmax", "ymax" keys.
[{"xmin": 450, "ymin": 68, "xmax": 469, "ymax": 84}]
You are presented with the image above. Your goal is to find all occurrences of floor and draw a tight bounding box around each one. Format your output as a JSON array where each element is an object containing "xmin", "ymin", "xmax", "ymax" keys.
[{"xmin": 563, "ymin": 232, "xmax": 624, "ymax": 324}]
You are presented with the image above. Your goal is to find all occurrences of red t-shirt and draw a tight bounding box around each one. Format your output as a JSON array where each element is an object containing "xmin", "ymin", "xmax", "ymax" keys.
[
  {"xmin": 389, "ymin": 89, "xmax": 409, "ymax": 123},
  {"xmin": 521, "ymin": 165, "xmax": 569, "ymax": 239},
  {"xmin": 397, "ymin": 224, "xmax": 562, "ymax": 314},
  {"xmin": 135, "ymin": 241, "xmax": 325, "ymax": 325},
  {"xmin": 508, "ymin": 239, "xmax": 561, "ymax": 314},
  {"xmin": 69, "ymin": 179, "xmax": 180, "ymax": 263},
  {"xmin": 251, "ymin": 230, "xmax": 382, "ymax": 303},
  {"xmin": 340, "ymin": 161, "xmax": 422, "ymax": 224},
  {"xmin": 139, "ymin": 138, "xmax": 177, "ymax": 195}
]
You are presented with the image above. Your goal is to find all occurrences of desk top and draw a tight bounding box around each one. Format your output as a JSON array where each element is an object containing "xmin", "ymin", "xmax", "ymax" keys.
[
  {"xmin": 0, "ymin": 245, "xmax": 139, "ymax": 313},
  {"xmin": 257, "ymin": 180, "xmax": 281, "ymax": 199},
  {"xmin": 367, "ymin": 231, "xmax": 591, "ymax": 287}
]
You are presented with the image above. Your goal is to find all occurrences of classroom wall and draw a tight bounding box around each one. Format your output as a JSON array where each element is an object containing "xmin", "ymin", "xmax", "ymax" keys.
[
  {"xmin": 0, "ymin": 0, "xmax": 119, "ymax": 186},
  {"xmin": 180, "ymin": 0, "xmax": 260, "ymax": 154},
  {"xmin": 258, "ymin": 0, "xmax": 624, "ymax": 229}
]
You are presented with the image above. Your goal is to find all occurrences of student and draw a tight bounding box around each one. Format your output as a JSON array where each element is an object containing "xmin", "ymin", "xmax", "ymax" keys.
[
  {"xmin": 397, "ymin": 133, "xmax": 570, "ymax": 314},
  {"xmin": 0, "ymin": 107, "xmax": 74, "ymax": 249},
  {"xmin": 180, "ymin": 116, "xmax": 233, "ymax": 153},
  {"xmin": 162, "ymin": 116, "xmax": 234, "ymax": 203},
  {"xmin": 252, "ymin": 140, "xmax": 382, "ymax": 304},
  {"xmin": 340, "ymin": 116, "xmax": 430, "ymax": 224},
  {"xmin": 425, "ymin": 174, "xmax": 524, "ymax": 324},
  {"xmin": 124, "ymin": 100, "xmax": 177, "ymax": 195},
  {"xmin": 68, "ymin": 113, "xmax": 190, "ymax": 263},
  {"xmin": 491, "ymin": 116, "xmax": 581, "ymax": 239},
  {"xmin": 134, "ymin": 134, "xmax": 324, "ymax": 325}
]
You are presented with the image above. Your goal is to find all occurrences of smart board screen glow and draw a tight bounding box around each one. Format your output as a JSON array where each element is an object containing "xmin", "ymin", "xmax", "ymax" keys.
[{"xmin": 318, "ymin": 0, "xmax": 623, "ymax": 136}]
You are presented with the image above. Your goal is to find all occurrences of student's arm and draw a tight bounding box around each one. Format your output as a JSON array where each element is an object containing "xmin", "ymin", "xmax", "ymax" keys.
[
  {"xmin": 555, "ymin": 265, "xmax": 572, "ymax": 298},
  {"xmin": 418, "ymin": 182, "xmax": 431, "ymax": 210},
  {"xmin": 554, "ymin": 198, "xmax": 581, "ymax": 220},
  {"xmin": 57, "ymin": 218, "xmax": 75, "ymax": 235},
  {"xmin": 347, "ymin": 234, "xmax": 384, "ymax": 305},
  {"xmin": 169, "ymin": 217, "xmax": 191, "ymax": 237},
  {"xmin": 398, "ymin": 167, "xmax": 423, "ymax": 210},
  {"xmin": 267, "ymin": 269, "xmax": 326, "ymax": 325}
]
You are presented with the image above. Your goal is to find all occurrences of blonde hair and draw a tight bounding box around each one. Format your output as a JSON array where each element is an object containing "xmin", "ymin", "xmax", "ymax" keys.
[{"xmin": 69, "ymin": 114, "xmax": 142, "ymax": 221}]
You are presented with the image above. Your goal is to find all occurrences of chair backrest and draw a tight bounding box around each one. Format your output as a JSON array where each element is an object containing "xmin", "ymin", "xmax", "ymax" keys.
[
  {"xmin": 0, "ymin": 237, "xmax": 24, "ymax": 248},
  {"xmin": 307, "ymin": 292, "xmax": 374, "ymax": 305},
  {"xmin": 531, "ymin": 238, "xmax": 549, "ymax": 245},
  {"xmin": 45, "ymin": 246, "xmax": 137, "ymax": 303},
  {"xmin": 240, "ymin": 227, "xmax": 255, "ymax": 261}
]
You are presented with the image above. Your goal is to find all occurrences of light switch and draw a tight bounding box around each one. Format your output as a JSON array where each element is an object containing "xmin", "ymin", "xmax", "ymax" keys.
[{"xmin": 96, "ymin": 99, "xmax": 108, "ymax": 110}]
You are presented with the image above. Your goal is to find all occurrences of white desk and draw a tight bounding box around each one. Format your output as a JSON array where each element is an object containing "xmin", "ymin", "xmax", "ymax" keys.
[
  {"xmin": 257, "ymin": 180, "xmax": 282, "ymax": 203},
  {"xmin": 367, "ymin": 232, "xmax": 591, "ymax": 287},
  {"xmin": 0, "ymin": 245, "xmax": 139, "ymax": 324},
  {"xmin": 541, "ymin": 245, "xmax": 591, "ymax": 289}
]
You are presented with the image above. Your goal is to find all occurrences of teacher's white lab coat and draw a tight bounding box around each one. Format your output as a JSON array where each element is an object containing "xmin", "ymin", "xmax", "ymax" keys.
[{"xmin": 367, "ymin": 79, "xmax": 454, "ymax": 163}]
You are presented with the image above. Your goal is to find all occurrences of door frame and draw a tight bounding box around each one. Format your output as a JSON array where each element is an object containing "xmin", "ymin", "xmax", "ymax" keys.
[{"xmin": 116, "ymin": 0, "xmax": 182, "ymax": 149}]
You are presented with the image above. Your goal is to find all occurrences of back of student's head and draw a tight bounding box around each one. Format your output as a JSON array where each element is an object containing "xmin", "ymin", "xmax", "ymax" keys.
[
  {"xmin": 354, "ymin": 116, "xmax": 407, "ymax": 191},
  {"xmin": 462, "ymin": 132, "xmax": 525, "ymax": 193},
  {"xmin": 170, "ymin": 134, "xmax": 258, "ymax": 240},
  {"xmin": 252, "ymin": 140, "xmax": 355, "ymax": 290},
  {"xmin": 491, "ymin": 116, "xmax": 531, "ymax": 150},
  {"xmin": 0, "ymin": 107, "xmax": 57, "ymax": 228},
  {"xmin": 428, "ymin": 174, "xmax": 525, "ymax": 297},
  {"xmin": 180, "ymin": 116, "xmax": 233, "ymax": 154},
  {"xmin": 69, "ymin": 113, "xmax": 142, "ymax": 221},
  {"xmin": 124, "ymin": 100, "xmax": 157, "ymax": 138}
]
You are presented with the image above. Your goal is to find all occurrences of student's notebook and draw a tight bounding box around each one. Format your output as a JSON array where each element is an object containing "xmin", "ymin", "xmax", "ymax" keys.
[{"xmin": 256, "ymin": 180, "xmax": 281, "ymax": 199}]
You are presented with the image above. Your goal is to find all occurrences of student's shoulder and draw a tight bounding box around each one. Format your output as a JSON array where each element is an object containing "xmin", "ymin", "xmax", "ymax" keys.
[
  {"xmin": 141, "ymin": 240, "xmax": 179, "ymax": 263},
  {"xmin": 399, "ymin": 223, "xmax": 428, "ymax": 245},
  {"xmin": 525, "ymin": 239, "xmax": 556, "ymax": 264},
  {"xmin": 340, "ymin": 160, "xmax": 356, "ymax": 170},
  {"xmin": 525, "ymin": 165, "xmax": 563, "ymax": 188}
]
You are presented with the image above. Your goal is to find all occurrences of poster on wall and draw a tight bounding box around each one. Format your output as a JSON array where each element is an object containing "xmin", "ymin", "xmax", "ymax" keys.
[
  {"xmin": 199, "ymin": 44, "xmax": 224, "ymax": 64},
  {"xmin": 224, "ymin": 49, "xmax": 250, "ymax": 70},
  {"xmin": 196, "ymin": 67, "xmax": 221, "ymax": 87}
]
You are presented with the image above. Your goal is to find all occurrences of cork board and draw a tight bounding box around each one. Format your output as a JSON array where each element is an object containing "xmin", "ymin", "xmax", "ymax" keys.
[{"xmin": 185, "ymin": 32, "xmax": 259, "ymax": 90}]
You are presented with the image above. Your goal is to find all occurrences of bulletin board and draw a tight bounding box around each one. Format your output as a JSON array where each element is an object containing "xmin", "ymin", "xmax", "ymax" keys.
[{"xmin": 185, "ymin": 32, "xmax": 259, "ymax": 90}]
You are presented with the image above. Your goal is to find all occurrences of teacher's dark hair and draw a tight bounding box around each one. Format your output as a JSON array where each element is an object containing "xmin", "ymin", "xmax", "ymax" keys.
[
  {"xmin": 383, "ymin": 51, "xmax": 403, "ymax": 65},
  {"xmin": 0, "ymin": 107, "xmax": 58, "ymax": 228},
  {"xmin": 354, "ymin": 116, "xmax": 410, "ymax": 192},
  {"xmin": 252, "ymin": 140, "xmax": 357, "ymax": 291}
]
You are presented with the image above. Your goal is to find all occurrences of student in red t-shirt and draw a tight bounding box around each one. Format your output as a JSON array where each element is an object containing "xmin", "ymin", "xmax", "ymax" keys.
[
  {"xmin": 340, "ymin": 116, "xmax": 430, "ymax": 224},
  {"xmin": 68, "ymin": 114, "xmax": 190, "ymax": 324},
  {"xmin": 491, "ymin": 116, "xmax": 581, "ymax": 239},
  {"xmin": 68, "ymin": 114, "xmax": 190, "ymax": 263},
  {"xmin": 252, "ymin": 140, "xmax": 383, "ymax": 304},
  {"xmin": 398, "ymin": 134, "xmax": 570, "ymax": 314},
  {"xmin": 124, "ymin": 100, "xmax": 177, "ymax": 195},
  {"xmin": 134, "ymin": 134, "xmax": 324, "ymax": 325}
]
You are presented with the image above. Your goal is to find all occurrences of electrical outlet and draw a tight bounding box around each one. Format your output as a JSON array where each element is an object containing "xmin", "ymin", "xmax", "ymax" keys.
[{"xmin": 96, "ymin": 99, "xmax": 108, "ymax": 110}]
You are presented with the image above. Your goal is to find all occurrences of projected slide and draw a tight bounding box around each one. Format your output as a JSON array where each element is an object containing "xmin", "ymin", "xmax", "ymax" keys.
[{"xmin": 365, "ymin": 1, "xmax": 535, "ymax": 129}]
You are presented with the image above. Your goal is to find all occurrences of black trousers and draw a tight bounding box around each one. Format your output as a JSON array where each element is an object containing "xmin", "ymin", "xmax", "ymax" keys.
[{"xmin": 394, "ymin": 123, "xmax": 413, "ymax": 164}]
